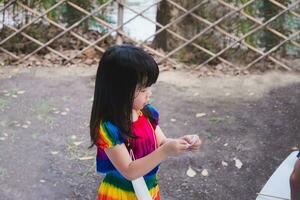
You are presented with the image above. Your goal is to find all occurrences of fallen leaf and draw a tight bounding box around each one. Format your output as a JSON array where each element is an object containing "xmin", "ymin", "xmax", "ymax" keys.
[
  {"xmin": 3, "ymin": 133, "xmax": 8, "ymax": 137},
  {"xmin": 224, "ymin": 143, "xmax": 228, "ymax": 147},
  {"xmin": 196, "ymin": 113, "xmax": 206, "ymax": 118},
  {"xmin": 17, "ymin": 90, "xmax": 26, "ymax": 94},
  {"xmin": 51, "ymin": 151, "xmax": 59, "ymax": 155},
  {"xmin": 25, "ymin": 121, "xmax": 31, "ymax": 125},
  {"xmin": 0, "ymin": 137, "xmax": 5, "ymax": 141},
  {"xmin": 60, "ymin": 112, "xmax": 67, "ymax": 115},
  {"xmin": 53, "ymin": 111, "xmax": 60, "ymax": 114},
  {"xmin": 170, "ymin": 118, "xmax": 176, "ymax": 122},
  {"xmin": 233, "ymin": 158, "xmax": 243, "ymax": 169},
  {"xmin": 186, "ymin": 166, "xmax": 197, "ymax": 177},
  {"xmin": 291, "ymin": 146, "xmax": 298, "ymax": 151},
  {"xmin": 83, "ymin": 47, "xmax": 97, "ymax": 59},
  {"xmin": 201, "ymin": 169, "xmax": 209, "ymax": 176},
  {"xmin": 40, "ymin": 179, "xmax": 45, "ymax": 183},
  {"xmin": 79, "ymin": 156, "xmax": 94, "ymax": 161},
  {"xmin": 12, "ymin": 95, "xmax": 18, "ymax": 98},
  {"xmin": 193, "ymin": 92, "xmax": 199, "ymax": 96},
  {"xmin": 64, "ymin": 108, "xmax": 70, "ymax": 112},
  {"xmin": 22, "ymin": 125, "xmax": 29, "ymax": 129},
  {"xmin": 221, "ymin": 161, "xmax": 228, "ymax": 167},
  {"xmin": 73, "ymin": 141, "xmax": 83, "ymax": 146},
  {"xmin": 71, "ymin": 135, "xmax": 76, "ymax": 140},
  {"xmin": 84, "ymin": 122, "xmax": 89, "ymax": 127}
]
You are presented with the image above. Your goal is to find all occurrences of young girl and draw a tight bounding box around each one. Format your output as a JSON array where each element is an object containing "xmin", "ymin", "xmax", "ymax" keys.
[{"xmin": 90, "ymin": 44, "xmax": 201, "ymax": 200}]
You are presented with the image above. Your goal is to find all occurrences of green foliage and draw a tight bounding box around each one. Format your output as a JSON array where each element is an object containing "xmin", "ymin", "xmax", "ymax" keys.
[
  {"xmin": 96, "ymin": 0, "xmax": 110, "ymax": 4},
  {"xmin": 61, "ymin": 0, "xmax": 92, "ymax": 30},
  {"xmin": 42, "ymin": 0, "xmax": 59, "ymax": 21},
  {"xmin": 89, "ymin": 14, "xmax": 112, "ymax": 34}
]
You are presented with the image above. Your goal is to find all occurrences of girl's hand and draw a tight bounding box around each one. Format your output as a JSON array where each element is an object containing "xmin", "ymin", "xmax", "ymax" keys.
[
  {"xmin": 161, "ymin": 138, "xmax": 189, "ymax": 156},
  {"xmin": 180, "ymin": 135, "xmax": 202, "ymax": 151}
]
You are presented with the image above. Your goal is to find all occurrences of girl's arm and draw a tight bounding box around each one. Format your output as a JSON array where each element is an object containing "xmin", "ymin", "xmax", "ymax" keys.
[
  {"xmin": 155, "ymin": 125, "xmax": 181, "ymax": 146},
  {"xmin": 155, "ymin": 125, "xmax": 202, "ymax": 151},
  {"xmin": 155, "ymin": 125, "xmax": 169, "ymax": 146},
  {"xmin": 104, "ymin": 139, "xmax": 189, "ymax": 181}
]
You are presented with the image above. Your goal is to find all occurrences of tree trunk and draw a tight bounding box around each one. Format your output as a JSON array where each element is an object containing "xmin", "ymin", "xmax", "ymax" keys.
[
  {"xmin": 153, "ymin": 0, "xmax": 201, "ymax": 50},
  {"xmin": 152, "ymin": 0, "xmax": 223, "ymax": 64},
  {"xmin": 152, "ymin": 0, "xmax": 170, "ymax": 50}
]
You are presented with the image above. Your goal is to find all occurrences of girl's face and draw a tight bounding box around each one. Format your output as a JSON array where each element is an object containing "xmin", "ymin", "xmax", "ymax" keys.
[{"xmin": 133, "ymin": 86, "xmax": 152, "ymax": 110}]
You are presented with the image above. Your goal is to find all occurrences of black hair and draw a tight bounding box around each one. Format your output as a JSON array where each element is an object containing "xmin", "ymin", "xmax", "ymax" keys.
[{"xmin": 90, "ymin": 44, "xmax": 159, "ymax": 147}]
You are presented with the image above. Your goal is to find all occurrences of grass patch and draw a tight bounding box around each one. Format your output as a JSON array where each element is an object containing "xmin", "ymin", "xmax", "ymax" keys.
[
  {"xmin": 0, "ymin": 98, "xmax": 8, "ymax": 111},
  {"xmin": 62, "ymin": 96, "xmax": 71, "ymax": 101},
  {"xmin": 0, "ymin": 167, "xmax": 7, "ymax": 178},
  {"xmin": 35, "ymin": 102, "xmax": 55, "ymax": 125},
  {"xmin": 206, "ymin": 132, "xmax": 215, "ymax": 140},
  {"xmin": 8, "ymin": 89, "xmax": 18, "ymax": 96},
  {"xmin": 209, "ymin": 117, "xmax": 225, "ymax": 124}
]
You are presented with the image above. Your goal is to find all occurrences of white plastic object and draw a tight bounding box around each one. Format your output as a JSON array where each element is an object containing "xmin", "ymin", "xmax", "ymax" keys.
[
  {"xmin": 130, "ymin": 149, "xmax": 153, "ymax": 200},
  {"xmin": 256, "ymin": 151, "xmax": 298, "ymax": 200},
  {"xmin": 132, "ymin": 177, "xmax": 153, "ymax": 200}
]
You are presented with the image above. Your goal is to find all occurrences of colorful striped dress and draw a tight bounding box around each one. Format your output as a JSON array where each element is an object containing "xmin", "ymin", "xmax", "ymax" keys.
[{"xmin": 96, "ymin": 104, "xmax": 161, "ymax": 200}]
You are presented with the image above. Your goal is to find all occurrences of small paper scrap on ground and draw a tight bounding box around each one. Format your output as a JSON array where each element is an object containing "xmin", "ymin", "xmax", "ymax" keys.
[
  {"xmin": 186, "ymin": 166, "xmax": 197, "ymax": 177},
  {"xmin": 222, "ymin": 161, "xmax": 228, "ymax": 167},
  {"xmin": 233, "ymin": 158, "xmax": 243, "ymax": 169},
  {"xmin": 196, "ymin": 113, "xmax": 206, "ymax": 118},
  {"xmin": 79, "ymin": 156, "xmax": 94, "ymax": 161},
  {"xmin": 201, "ymin": 169, "xmax": 209, "ymax": 176}
]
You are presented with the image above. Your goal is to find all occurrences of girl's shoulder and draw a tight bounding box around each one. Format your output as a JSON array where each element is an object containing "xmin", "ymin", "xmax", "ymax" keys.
[
  {"xmin": 143, "ymin": 104, "xmax": 159, "ymax": 129},
  {"xmin": 145, "ymin": 104, "xmax": 159, "ymax": 118},
  {"xmin": 96, "ymin": 120, "xmax": 124, "ymax": 149}
]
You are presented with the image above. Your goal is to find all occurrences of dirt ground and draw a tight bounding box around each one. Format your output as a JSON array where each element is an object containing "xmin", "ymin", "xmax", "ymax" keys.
[{"xmin": 0, "ymin": 66, "xmax": 300, "ymax": 200}]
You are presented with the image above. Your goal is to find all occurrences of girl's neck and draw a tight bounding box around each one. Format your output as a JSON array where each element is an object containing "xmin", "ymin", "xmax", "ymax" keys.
[
  {"xmin": 132, "ymin": 109, "xmax": 139, "ymax": 122},
  {"xmin": 131, "ymin": 109, "xmax": 142, "ymax": 122}
]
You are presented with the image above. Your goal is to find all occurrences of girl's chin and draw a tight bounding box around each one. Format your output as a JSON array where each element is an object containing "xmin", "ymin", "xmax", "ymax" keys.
[
  {"xmin": 133, "ymin": 103, "xmax": 147, "ymax": 110},
  {"xmin": 133, "ymin": 105, "xmax": 144, "ymax": 110},
  {"xmin": 139, "ymin": 105, "xmax": 146, "ymax": 110}
]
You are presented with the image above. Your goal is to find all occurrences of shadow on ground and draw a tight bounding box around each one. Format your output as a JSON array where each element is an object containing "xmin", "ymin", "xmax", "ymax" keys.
[{"xmin": 0, "ymin": 67, "xmax": 299, "ymax": 200}]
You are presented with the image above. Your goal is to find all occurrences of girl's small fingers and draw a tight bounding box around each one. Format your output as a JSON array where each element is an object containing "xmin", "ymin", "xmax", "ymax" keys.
[
  {"xmin": 195, "ymin": 138, "xmax": 202, "ymax": 145},
  {"xmin": 181, "ymin": 135, "xmax": 193, "ymax": 143},
  {"xmin": 179, "ymin": 139, "xmax": 189, "ymax": 145},
  {"xmin": 192, "ymin": 143, "xmax": 201, "ymax": 149},
  {"xmin": 188, "ymin": 143, "xmax": 201, "ymax": 151},
  {"xmin": 179, "ymin": 143, "xmax": 190, "ymax": 150}
]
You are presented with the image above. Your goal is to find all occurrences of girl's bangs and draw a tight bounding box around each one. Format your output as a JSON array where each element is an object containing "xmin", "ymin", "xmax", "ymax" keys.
[{"xmin": 137, "ymin": 58, "xmax": 159, "ymax": 89}]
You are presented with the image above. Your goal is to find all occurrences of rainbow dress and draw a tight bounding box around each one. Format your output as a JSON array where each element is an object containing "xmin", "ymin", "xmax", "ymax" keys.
[{"xmin": 96, "ymin": 104, "xmax": 161, "ymax": 200}]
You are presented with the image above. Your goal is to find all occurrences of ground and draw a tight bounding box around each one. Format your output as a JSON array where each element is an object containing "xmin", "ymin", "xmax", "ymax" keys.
[{"xmin": 0, "ymin": 66, "xmax": 299, "ymax": 200}]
